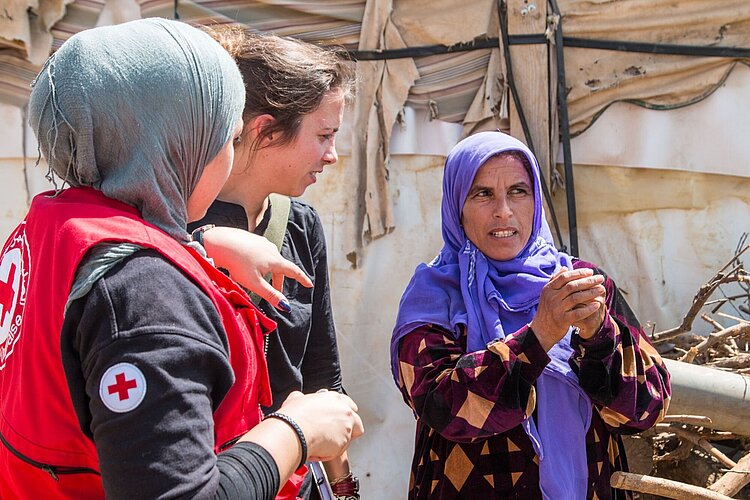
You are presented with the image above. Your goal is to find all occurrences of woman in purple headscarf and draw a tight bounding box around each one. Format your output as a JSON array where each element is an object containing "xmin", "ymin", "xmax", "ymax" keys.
[{"xmin": 391, "ymin": 131, "xmax": 670, "ymax": 499}]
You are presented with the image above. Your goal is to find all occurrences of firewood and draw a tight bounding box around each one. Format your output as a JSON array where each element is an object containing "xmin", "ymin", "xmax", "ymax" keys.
[
  {"xmin": 666, "ymin": 426, "xmax": 737, "ymax": 469},
  {"xmin": 707, "ymin": 353, "xmax": 750, "ymax": 370},
  {"xmin": 708, "ymin": 451, "xmax": 750, "ymax": 497},
  {"xmin": 610, "ymin": 471, "xmax": 734, "ymax": 499},
  {"xmin": 678, "ymin": 324, "xmax": 750, "ymax": 362},
  {"xmin": 654, "ymin": 245, "xmax": 750, "ymax": 343}
]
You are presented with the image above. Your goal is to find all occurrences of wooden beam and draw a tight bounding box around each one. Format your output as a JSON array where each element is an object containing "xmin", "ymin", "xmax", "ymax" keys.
[
  {"xmin": 611, "ymin": 472, "xmax": 734, "ymax": 500},
  {"xmin": 507, "ymin": 0, "xmax": 549, "ymax": 169},
  {"xmin": 709, "ymin": 452, "xmax": 750, "ymax": 497}
]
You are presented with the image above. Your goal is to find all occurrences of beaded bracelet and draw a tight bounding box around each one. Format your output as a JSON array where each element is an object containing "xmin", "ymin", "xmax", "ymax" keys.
[
  {"xmin": 190, "ymin": 224, "xmax": 215, "ymax": 248},
  {"xmin": 330, "ymin": 471, "xmax": 360, "ymax": 498},
  {"xmin": 264, "ymin": 412, "xmax": 308, "ymax": 470}
]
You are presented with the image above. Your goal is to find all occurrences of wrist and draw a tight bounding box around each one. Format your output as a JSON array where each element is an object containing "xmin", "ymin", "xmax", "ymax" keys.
[
  {"xmin": 576, "ymin": 313, "xmax": 611, "ymax": 346},
  {"xmin": 190, "ymin": 224, "xmax": 215, "ymax": 248},
  {"xmin": 264, "ymin": 412, "xmax": 308, "ymax": 470},
  {"xmin": 527, "ymin": 321, "xmax": 555, "ymax": 352},
  {"xmin": 330, "ymin": 471, "xmax": 360, "ymax": 499},
  {"xmin": 577, "ymin": 325, "xmax": 596, "ymax": 340}
]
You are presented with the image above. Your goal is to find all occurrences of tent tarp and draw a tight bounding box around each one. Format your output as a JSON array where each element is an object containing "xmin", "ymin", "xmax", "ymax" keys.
[
  {"xmin": 1, "ymin": 74, "xmax": 750, "ymax": 500},
  {"xmin": 2, "ymin": 1, "xmax": 749, "ymax": 249},
  {"xmin": 1, "ymin": 2, "xmax": 750, "ymax": 498}
]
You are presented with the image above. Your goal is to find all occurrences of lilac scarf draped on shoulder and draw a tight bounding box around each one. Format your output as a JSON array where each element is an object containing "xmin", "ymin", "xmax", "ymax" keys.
[{"xmin": 391, "ymin": 131, "xmax": 592, "ymax": 499}]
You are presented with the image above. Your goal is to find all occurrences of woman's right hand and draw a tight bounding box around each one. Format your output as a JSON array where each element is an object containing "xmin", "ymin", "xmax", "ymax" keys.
[
  {"xmin": 278, "ymin": 391, "xmax": 364, "ymax": 462},
  {"xmin": 529, "ymin": 267, "xmax": 605, "ymax": 351},
  {"xmin": 237, "ymin": 391, "xmax": 363, "ymax": 485},
  {"xmin": 200, "ymin": 226, "xmax": 312, "ymax": 310}
]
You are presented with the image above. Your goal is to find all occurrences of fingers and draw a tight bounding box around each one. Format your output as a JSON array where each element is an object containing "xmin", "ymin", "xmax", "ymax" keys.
[
  {"xmin": 548, "ymin": 273, "xmax": 605, "ymax": 305},
  {"xmin": 273, "ymin": 259, "xmax": 312, "ymax": 288},
  {"xmin": 340, "ymin": 394, "xmax": 359, "ymax": 413},
  {"xmin": 264, "ymin": 260, "xmax": 310, "ymax": 311},
  {"xmin": 254, "ymin": 278, "xmax": 291, "ymax": 312},
  {"xmin": 550, "ymin": 266, "xmax": 568, "ymax": 281},
  {"xmin": 316, "ymin": 390, "xmax": 359, "ymax": 413},
  {"xmin": 562, "ymin": 283, "xmax": 606, "ymax": 309},
  {"xmin": 350, "ymin": 411, "xmax": 365, "ymax": 440},
  {"xmin": 567, "ymin": 300, "xmax": 602, "ymax": 322},
  {"xmin": 284, "ymin": 391, "xmax": 304, "ymax": 402},
  {"xmin": 547, "ymin": 267, "xmax": 598, "ymax": 290}
]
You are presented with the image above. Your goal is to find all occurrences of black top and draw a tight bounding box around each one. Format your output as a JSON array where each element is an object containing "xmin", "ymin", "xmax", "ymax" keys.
[
  {"xmin": 189, "ymin": 199, "xmax": 344, "ymax": 412},
  {"xmin": 61, "ymin": 249, "xmax": 280, "ymax": 499}
]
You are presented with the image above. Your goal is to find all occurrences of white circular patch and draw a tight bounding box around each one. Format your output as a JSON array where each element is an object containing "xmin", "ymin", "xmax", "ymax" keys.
[
  {"xmin": 0, "ymin": 223, "xmax": 30, "ymax": 371},
  {"xmin": 99, "ymin": 363, "xmax": 147, "ymax": 413}
]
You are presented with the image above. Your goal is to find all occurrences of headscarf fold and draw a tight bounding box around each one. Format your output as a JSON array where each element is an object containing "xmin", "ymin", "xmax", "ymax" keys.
[
  {"xmin": 28, "ymin": 18, "xmax": 245, "ymax": 243},
  {"xmin": 391, "ymin": 131, "xmax": 592, "ymax": 499}
]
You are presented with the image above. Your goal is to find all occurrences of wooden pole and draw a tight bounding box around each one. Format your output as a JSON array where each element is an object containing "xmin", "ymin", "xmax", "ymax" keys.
[
  {"xmin": 611, "ymin": 472, "xmax": 733, "ymax": 500},
  {"xmin": 507, "ymin": 0, "xmax": 549, "ymax": 174},
  {"xmin": 709, "ymin": 452, "xmax": 750, "ymax": 497}
]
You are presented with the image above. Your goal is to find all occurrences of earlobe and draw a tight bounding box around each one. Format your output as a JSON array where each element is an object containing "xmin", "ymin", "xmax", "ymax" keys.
[{"xmin": 251, "ymin": 114, "xmax": 277, "ymax": 146}]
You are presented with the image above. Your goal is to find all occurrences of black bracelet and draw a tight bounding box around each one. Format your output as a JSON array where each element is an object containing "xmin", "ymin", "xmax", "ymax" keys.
[
  {"xmin": 264, "ymin": 412, "xmax": 308, "ymax": 470},
  {"xmin": 190, "ymin": 224, "xmax": 215, "ymax": 247}
]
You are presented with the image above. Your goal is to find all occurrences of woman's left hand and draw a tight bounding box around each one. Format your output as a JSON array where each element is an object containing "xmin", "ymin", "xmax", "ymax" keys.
[
  {"xmin": 200, "ymin": 226, "xmax": 313, "ymax": 310},
  {"xmin": 573, "ymin": 288, "xmax": 607, "ymax": 340},
  {"xmin": 530, "ymin": 267, "xmax": 606, "ymax": 350}
]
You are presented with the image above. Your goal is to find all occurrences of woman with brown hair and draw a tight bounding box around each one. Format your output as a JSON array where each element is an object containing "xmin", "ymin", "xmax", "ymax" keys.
[
  {"xmin": 0, "ymin": 18, "xmax": 363, "ymax": 499},
  {"xmin": 191, "ymin": 27, "xmax": 360, "ymax": 499}
]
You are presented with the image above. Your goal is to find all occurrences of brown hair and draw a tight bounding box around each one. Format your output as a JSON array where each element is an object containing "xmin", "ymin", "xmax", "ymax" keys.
[{"xmin": 205, "ymin": 25, "xmax": 355, "ymax": 149}]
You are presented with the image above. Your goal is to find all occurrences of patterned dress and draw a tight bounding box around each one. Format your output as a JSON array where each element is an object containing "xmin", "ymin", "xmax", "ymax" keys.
[{"xmin": 396, "ymin": 260, "xmax": 671, "ymax": 499}]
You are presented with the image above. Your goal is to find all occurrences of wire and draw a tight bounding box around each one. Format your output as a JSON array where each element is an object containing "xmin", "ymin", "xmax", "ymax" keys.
[
  {"xmin": 549, "ymin": 0, "xmax": 578, "ymax": 256},
  {"xmin": 347, "ymin": 36, "xmax": 750, "ymax": 61}
]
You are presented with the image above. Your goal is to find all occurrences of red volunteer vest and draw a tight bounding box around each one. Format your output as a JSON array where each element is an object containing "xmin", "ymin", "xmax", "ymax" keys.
[{"xmin": 0, "ymin": 187, "xmax": 278, "ymax": 498}]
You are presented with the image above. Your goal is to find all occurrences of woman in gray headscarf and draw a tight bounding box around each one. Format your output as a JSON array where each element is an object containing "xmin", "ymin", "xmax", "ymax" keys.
[{"xmin": 0, "ymin": 18, "xmax": 362, "ymax": 499}]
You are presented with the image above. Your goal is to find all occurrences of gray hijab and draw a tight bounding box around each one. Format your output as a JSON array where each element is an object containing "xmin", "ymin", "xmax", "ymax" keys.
[{"xmin": 28, "ymin": 18, "xmax": 245, "ymax": 242}]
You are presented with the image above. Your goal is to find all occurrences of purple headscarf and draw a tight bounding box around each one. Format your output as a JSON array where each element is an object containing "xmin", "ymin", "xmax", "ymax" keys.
[{"xmin": 391, "ymin": 131, "xmax": 592, "ymax": 499}]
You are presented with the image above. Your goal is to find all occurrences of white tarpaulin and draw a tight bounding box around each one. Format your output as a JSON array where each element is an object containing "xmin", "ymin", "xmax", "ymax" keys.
[{"xmin": 1, "ymin": 66, "xmax": 749, "ymax": 500}]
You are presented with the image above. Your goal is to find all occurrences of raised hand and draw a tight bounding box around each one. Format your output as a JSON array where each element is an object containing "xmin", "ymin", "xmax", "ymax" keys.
[
  {"xmin": 572, "ymin": 277, "xmax": 607, "ymax": 341},
  {"xmin": 201, "ymin": 226, "xmax": 313, "ymax": 310},
  {"xmin": 529, "ymin": 267, "xmax": 606, "ymax": 351}
]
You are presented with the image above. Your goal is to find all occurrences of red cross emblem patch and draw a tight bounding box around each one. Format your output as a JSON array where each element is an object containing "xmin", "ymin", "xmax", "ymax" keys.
[
  {"xmin": 99, "ymin": 363, "xmax": 147, "ymax": 413},
  {"xmin": 0, "ymin": 223, "xmax": 30, "ymax": 371}
]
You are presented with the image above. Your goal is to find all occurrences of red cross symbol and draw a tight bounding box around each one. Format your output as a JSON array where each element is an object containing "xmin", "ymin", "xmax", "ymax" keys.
[
  {"xmin": 0, "ymin": 262, "xmax": 16, "ymax": 319},
  {"xmin": 107, "ymin": 372, "xmax": 138, "ymax": 401}
]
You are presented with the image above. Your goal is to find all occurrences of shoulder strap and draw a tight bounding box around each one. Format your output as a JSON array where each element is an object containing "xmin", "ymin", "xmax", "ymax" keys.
[
  {"xmin": 264, "ymin": 193, "xmax": 291, "ymax": 252},
  {"xmin": 249, "ymin": 194, "xmax": 291, "ymax": 305}
]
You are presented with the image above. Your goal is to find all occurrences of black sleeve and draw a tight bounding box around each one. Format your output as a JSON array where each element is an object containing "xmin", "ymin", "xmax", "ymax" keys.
[
  {"xmin": 61, "ymin": 249, "xmax": 280, "ymax": 499},
  {"xmin": 215, "ymin": 442, "xmax": 279, "ymax": 499},
  {"xmin": 299, "ymin": 207, "xmax": 343, "ymax": 394}
]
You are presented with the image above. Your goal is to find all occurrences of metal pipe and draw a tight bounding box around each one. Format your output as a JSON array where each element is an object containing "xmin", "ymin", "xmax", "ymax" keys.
[{"xmin": 664, "ymin": 359, "xmax": 750, "ymax": 436}]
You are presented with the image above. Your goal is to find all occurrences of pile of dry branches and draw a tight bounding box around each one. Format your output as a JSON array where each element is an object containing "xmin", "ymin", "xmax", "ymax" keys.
[
  {"xmin": 652, "ymin": 237, "xmax": 750, "ymax": 370},
  {"xmin": 614, "ymin": 238, "xmax": 750, "ymax": 499}
]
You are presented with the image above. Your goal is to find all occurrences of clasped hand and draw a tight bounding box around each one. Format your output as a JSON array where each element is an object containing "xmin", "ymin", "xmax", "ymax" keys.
[
  {"xmin": 529, "ymin": 267, "xmax": 607, "ymax": 351},
  {"xmin": 280, "ymin": 390, "xmax": 365, "ymax": 462}
]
